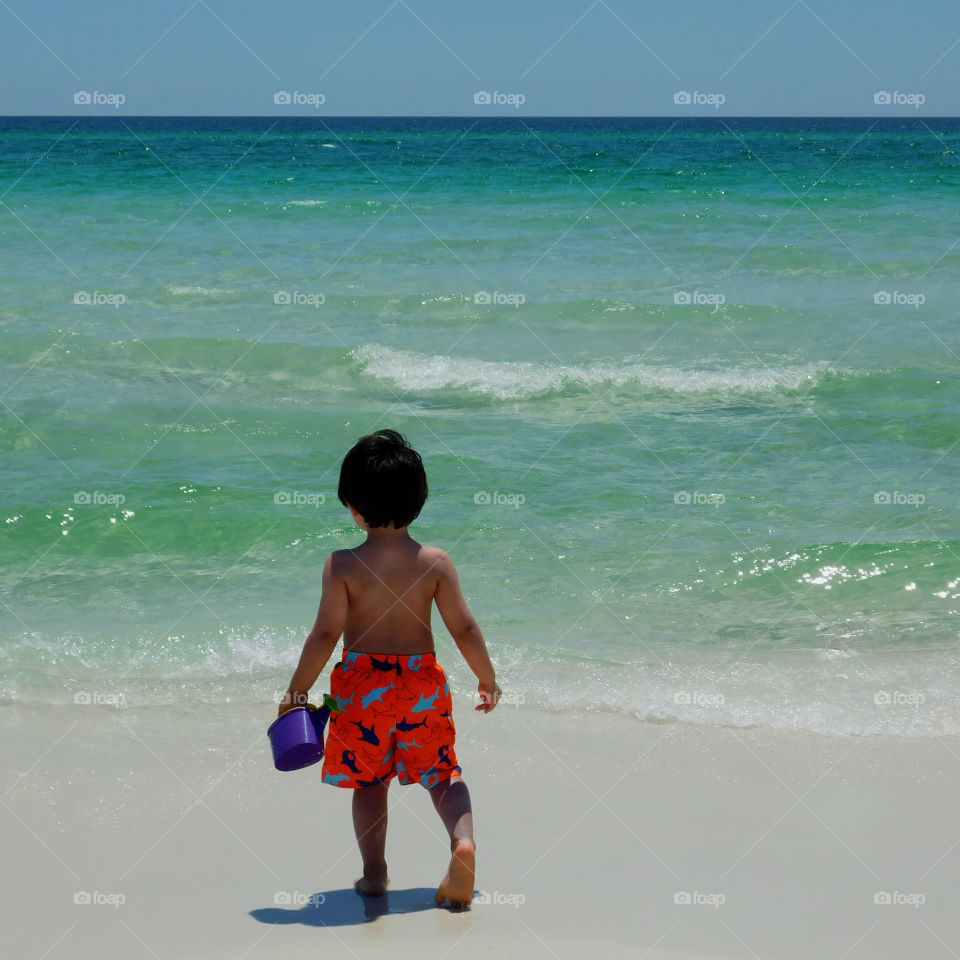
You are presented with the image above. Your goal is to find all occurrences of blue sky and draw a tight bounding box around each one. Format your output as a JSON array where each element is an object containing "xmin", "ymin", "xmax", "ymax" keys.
[{"xmin": 0, "ymin": 0, "xmax": 956, "ymax": 115}]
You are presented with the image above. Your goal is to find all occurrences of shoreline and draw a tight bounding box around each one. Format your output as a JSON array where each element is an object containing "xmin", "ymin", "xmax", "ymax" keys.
[{"xmin": 2, "ymin": 700, "xmax": 957, "ymax": 959}]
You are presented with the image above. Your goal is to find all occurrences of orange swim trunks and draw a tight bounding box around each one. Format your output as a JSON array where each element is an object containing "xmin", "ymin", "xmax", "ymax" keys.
[{"xmin": 321, "ymin": 651, "xmax": 461, "ymax": 789}]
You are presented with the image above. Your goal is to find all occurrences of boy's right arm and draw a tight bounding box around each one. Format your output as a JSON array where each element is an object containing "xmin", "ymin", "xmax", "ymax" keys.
[
  {"xmin": 279, "ymin": 553, "xmax": 347, "ymax": 716},
  {"xmin": 434, "ymin": 550, "xmax": 501, "ymax": 712}
]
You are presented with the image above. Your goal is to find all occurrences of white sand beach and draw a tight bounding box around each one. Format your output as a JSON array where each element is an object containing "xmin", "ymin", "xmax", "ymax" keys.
[{"xmin": 2, "ymin": 699, "xmax": 957, "ymax": 959}]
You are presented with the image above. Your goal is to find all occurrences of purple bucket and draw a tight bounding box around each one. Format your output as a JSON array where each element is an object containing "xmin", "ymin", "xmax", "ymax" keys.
[{"xmin": 267, "ymin": 705, "xmax": 330, "ymax": 772}]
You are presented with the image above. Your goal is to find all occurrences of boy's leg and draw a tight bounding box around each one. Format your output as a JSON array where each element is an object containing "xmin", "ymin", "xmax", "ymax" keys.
[
  {"xmin": 352, "ymin": 781, "xmax": 390, "ymax": 896},
  {"xmin": 429, "ymin": 777, "xmax": 473, "ymax": 845},
  {"xmin": 429, "ymin": 778, "xmax": 476, "ymax": 908}
]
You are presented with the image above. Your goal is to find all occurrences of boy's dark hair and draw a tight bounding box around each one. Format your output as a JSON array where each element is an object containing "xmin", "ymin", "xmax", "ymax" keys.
[{"xmin": 337, "ymin": 429, "xmax": 428, "ymax": 529}]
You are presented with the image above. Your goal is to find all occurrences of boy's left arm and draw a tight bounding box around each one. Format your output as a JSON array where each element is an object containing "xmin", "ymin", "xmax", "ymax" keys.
[{"xmin": 279, "ymin": 554, "xmax": 348, "ymax": 716}]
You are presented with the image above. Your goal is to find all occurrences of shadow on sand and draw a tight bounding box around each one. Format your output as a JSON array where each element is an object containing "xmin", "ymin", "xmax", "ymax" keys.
[{"xmin": 250, "ymin": 886, "xmax": 474, "ymax": 927}]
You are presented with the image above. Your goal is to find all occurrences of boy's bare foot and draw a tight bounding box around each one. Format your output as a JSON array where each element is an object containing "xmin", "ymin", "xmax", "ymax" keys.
[
  {"xmin": 435, "ymin": 838, "xmax": 475, "ymax": 908},
  {"xmin": 354, "ymin": 869, "xmax": 389, "ymax": 897}
]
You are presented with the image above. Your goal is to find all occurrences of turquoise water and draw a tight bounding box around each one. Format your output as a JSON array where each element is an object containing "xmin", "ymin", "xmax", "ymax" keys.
[{"xmin": 1, "ymin": 117, "xmax": 958, "ymax": 734}]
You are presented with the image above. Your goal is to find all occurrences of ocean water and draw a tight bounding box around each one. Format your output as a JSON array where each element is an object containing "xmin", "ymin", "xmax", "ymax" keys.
[{"xmin": 1, "ymin": 117, "xmax": 958, "ymax": 736}]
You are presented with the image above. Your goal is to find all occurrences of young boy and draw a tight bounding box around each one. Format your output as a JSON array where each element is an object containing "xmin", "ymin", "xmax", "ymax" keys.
[{"xmin": 279, "ymin": 429, "xmax": 501, "ymax": 908}]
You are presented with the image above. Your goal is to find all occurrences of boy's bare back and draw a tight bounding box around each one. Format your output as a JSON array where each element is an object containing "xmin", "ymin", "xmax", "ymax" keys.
[
  {"xmin": 332, "ymin": 534, "xmax": 464, "ymax": 655},
  {"xmin": 297, "ymin": 512, "xmax": 493, "ymax": 700}
]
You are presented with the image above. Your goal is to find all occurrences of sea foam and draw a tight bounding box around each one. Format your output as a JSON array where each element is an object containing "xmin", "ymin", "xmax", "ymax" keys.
[{"xmin": 353, "ymin": 343, "xmax": 834, "ymax": 400}]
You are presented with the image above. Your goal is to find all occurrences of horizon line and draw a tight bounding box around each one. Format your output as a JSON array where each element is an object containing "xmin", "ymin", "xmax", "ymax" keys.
[{"xmin": 0, "ymin": 114, "xmax": 956, "ymax": 120}]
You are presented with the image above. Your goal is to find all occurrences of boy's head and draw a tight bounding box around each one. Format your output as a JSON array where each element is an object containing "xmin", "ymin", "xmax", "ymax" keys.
[{"xmin": 337, "ymin": 429, "xmax": 428, "ymax": 529}]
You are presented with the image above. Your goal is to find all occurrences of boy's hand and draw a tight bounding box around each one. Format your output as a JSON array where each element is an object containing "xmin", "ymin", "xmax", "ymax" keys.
[{"xmin": 475, "ymin": 681, "xmax": 502, "ymax": 713}]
